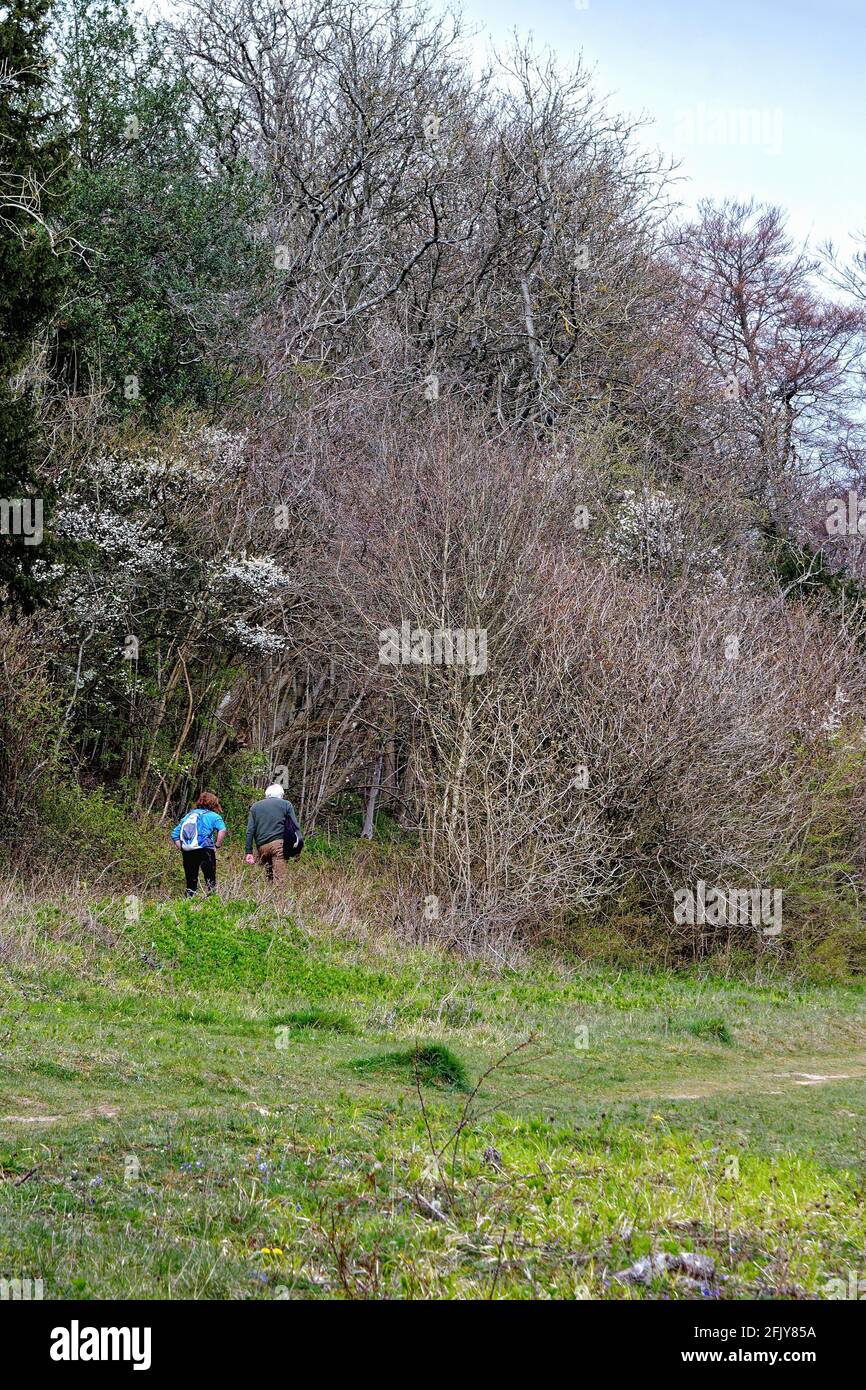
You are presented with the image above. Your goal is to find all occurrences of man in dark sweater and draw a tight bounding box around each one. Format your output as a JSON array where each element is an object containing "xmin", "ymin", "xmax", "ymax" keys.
[{"xmin": 244, "ymin": 783, "xmax": 298, "ymax": 884}]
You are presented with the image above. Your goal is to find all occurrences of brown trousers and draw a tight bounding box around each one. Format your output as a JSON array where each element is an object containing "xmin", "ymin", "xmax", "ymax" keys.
[{"xmin": 257, "ymin": 838, "xmax": 286, "ymax": 884}]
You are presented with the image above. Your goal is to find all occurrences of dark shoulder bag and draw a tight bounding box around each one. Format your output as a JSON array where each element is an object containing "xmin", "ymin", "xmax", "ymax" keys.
[{"xmin": 283, "ymin": 808, "xmax": 304, "ymax": 859}]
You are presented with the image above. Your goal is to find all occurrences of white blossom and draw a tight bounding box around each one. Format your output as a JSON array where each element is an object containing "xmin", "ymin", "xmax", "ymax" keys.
[
  {"xmin": 821, "ymin": 684, "xmax": 850, "ymax": 736},
  {"xmin": 220, "ymin": 555, "xmax": 294, "ymax": 592},
  {"xmin": 606, "ymin": 486, "xmax": 724, "ymax": 582},
  {"xmin": 228, "ymin": 617, "xmax": 286, "ymax": 655}
]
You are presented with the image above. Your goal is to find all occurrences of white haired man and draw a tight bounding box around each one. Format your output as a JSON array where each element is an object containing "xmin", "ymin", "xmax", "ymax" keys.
[{"xmin": 244, "ymin": 783, "xmax": 299, "ymax": 885}]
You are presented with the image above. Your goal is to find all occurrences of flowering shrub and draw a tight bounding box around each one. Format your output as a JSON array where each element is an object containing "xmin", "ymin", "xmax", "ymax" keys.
[
  {"xmin": 34, "ymin": 429, "xmax": 297, "ymax": 810},
  {"xmin": 605, "ymin": 486, "xmax": 725, "ymax": 583},
  {"xmin": 49, "ymin": 433, "xmax": 290, "ymax": 659}
]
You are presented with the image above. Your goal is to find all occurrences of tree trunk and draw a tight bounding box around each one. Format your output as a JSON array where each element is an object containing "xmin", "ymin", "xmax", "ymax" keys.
[{"xmin": 361, "ymin": 750, "xmax": 384, "ymax": 839}]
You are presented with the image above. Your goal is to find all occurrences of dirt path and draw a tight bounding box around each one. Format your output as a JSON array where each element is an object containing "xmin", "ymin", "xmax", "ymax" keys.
[
  {"xmin": 627, "ymin": 1053, "xmax": 866, "ymax": 1102},
  {"xmin": 0, "ymin": 1104, "xmax": 121, "ymax": 1126},
  {"xmin": 3, "ymin": 1057, "xmax": 865, "ymax": 1129}
]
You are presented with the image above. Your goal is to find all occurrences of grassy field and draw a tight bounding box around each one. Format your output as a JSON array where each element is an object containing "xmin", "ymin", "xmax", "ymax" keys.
[{"xmin": 2, "ymin": 883, "xmax": 866, "ymax": 1300}]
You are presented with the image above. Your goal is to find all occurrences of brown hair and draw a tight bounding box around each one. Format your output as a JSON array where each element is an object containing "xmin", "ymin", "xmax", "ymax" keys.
[{"xmin": 195, "ymin": 790, "xmax": 223, "ymax": 815}]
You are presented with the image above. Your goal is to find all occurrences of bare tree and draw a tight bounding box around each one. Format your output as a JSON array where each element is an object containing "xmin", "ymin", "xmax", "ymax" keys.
[{"xmin": 677, "ymin": 200, "xmax": 866, "ymax": 532}]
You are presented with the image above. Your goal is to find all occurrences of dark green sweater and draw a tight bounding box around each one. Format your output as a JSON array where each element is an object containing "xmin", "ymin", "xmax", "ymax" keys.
[{"xmin": 245, "ymin": 797, "xmax": 298, "ymax": 854}]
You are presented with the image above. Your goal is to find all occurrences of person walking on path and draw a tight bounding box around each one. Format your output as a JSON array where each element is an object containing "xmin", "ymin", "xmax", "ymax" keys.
[
  {"xmin": 171, "ymin": 791, "xmax": 227, "ymax": 897},
  {"xmin": 245, "ymin": 783, "xmax": 300, "ymax": 885}
]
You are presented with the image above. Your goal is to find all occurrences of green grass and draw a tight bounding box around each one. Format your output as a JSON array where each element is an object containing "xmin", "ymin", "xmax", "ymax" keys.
[{"xmin": 1, "ymin": 893, "xmax": 865, "ymax": 1299}]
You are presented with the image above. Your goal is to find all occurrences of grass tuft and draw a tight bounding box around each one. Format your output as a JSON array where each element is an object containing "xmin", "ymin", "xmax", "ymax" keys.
[
  {"xmin": 280, "ymin": 1008, "xmax": 355, "ymax": 1034},
  {"xmin": 680, "ymin": 1014, "xmax": 734, "ymax": 1045},
  {"xmin": 349, "ymin": 1042, "xmax": 469, "ymax": 1090}
]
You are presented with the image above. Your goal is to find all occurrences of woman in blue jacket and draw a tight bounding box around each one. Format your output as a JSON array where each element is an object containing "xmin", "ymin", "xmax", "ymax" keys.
[{"xmin": 170, "ymin": 791, "xmax": 227, "ymax": 897}]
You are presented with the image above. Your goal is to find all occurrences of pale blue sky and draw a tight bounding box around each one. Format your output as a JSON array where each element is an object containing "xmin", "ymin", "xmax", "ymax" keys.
[{"xmin": 459, "ymin": 0, "xmax": 865, "ymax": 254}]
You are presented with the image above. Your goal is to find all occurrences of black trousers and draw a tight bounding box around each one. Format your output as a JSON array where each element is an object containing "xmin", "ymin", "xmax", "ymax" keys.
[{"xmin": 182, "ymin": 848, "xmax": 217, "ymax": 896}]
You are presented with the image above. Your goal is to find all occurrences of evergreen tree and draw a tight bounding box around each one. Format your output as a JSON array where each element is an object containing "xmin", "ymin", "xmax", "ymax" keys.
[
  {"xmin": 54, "ymin": 0, "xmax": 266, "ymax": 420},
  {"xmin": 0, "ymin": 0, "xmax": 67, "ymax": 610}
]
